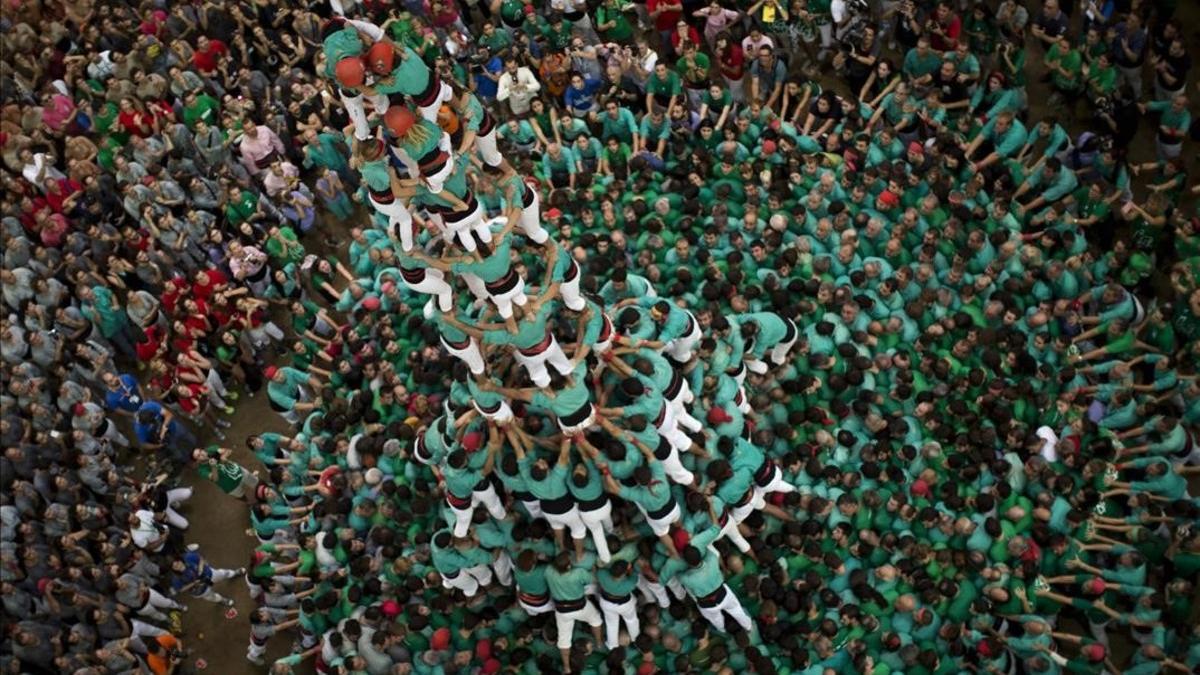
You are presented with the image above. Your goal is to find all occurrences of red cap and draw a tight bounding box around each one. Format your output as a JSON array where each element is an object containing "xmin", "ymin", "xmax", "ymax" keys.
[
  {"xmin": 977, "ymin": 640, "xmax": 993, "ymax": 657},
  {"xmin": 475, "ymin": 640, "xmax": 492, "ymax": 660},
  {"xmin": 431, "ymin": 627, "xmax": 451, "ymax": 650},
  {"xmin": 384, "ymin": 105, "xmax": 417, "ymax": 138},
  {"xmin": 878, "ymin": 191, "xmax": 900, "ymax": 208},
  {"xmin": 361, "ymin": 296, "xmax": 381, "ymax": 311},
  {"xmin": 1085, "ymin": 577, "xmax": 1106, "ymax": 595},
  {"xmin": 462, "ymin": 431, "xmax": 484, "ymax": 452},
  {"xmin": 334, "ymin": 56, "xmax": 366, "ymax": 88},
  {"xmin": 707, "ymin": 407, "xmax": 733, "ymax": 425},
  {"xmin": 253, "ymin": 550, "xmax": 269, "ymax": 565},
  {"xmin": 671, "ymin": 527, "xmax": 691, "ymax": 552},
  {"xmin": 1082, "ymin": 644, "xmax": 1106, "ymax": 662},
  {"xmin": 910, "ymin": 478, "xmax": 930, "ymax": 497},
  {"xmin": 366, "ymin": 41, "xmax": 394, "ymax": 76},
  {"xmin": 380, "ymin": 600, "xmax": 401, "ymax": 617},
  {"xmin": 761, "ymin": 139, "xmax": 777, "ymax": 155},
  {"xmin": 545, "ymin": 207, "xmax": 563, "ymax": 218},
  {"xmin": 73, "ymin": 403, "xmax": 87, "ymax": 416},
  {"xmin": 483, "ymin": 659, "xmax": 502, "ymax": 674},
  {"xmin": 522, "ymin": 3, "xmax": 534, "ymax": 13},
  {"xmin": 907, "ymin": 141, "xmax": 924, "ymax": 155},
  {"xmin": 638, "ymin": 663, "xmax": 656, "ymax": 675},
  {"xmin": 264, "ymin": 365, "xmax": 279, "ymax": 380}
]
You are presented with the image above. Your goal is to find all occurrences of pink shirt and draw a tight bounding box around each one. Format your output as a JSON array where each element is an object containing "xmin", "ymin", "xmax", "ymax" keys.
[
  {"xmin": 41, "ymin": 95, "xmax": 75, "ymax": 131},
  {"xmin": 239, "ymin": 126, "xmax": 285, "ymax": 174}
]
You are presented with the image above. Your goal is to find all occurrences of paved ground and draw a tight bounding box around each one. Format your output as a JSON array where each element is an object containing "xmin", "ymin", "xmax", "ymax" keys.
[{"xmin": 171, "ymin": 8, "xmax": 1200, "ymax": 674}]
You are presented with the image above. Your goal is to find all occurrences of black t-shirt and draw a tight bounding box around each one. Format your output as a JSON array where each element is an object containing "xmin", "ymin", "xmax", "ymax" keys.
[
  {"xmin": 933, "ymin": 70, "xmax": 968, "ymax": 105},
  {"xmin": 1157, "ymin": 52, "xmax": 1192, "ymax": 90},
  {"xmin": 1032, "ymin": 11, "xmax": 1067, "ymax": 40}
]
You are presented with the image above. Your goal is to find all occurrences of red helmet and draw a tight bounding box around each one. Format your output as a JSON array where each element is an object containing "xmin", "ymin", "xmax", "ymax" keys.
[
  {"xmin": 334, "ymin": 56, "xmax": 366, "ymax": 88},
  {"xmin": 366, "ymin": 41, "xmax": 395, "ymax": 76},
  {"xmin": 384, "ymin": 105, "xmax": 417, "ymax": 138}
]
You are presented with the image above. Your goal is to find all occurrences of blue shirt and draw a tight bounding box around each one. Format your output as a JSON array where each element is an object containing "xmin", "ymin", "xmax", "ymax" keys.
[
  {"xmin": 563, "ymin": 78, "xmax": 602, "ymax": 114},
  {"xmin": 474, "ymin": 57, "xmax": 504, "ymax": 99},
  {"xmin": 104, "ymin": 374, "xmax": 143, "ymax": 413},
  {"xmin": 133, "ymin": 401, "xmax": 176, "ymax": 444}
]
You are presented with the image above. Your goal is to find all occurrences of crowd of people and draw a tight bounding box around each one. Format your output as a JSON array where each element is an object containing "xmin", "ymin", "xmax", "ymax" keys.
[{"xmin": 3, "ymin": 0, "xmax": 1200, "ymax": 673}]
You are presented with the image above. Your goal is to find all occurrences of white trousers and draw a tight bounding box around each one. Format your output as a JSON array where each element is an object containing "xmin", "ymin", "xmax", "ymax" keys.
[
  {"xmin": 555, "ymin": 600, "xmax": 603, "ymax": 649},
  {"xmin": 579, "ymin": 500, "xmax": 613, "ymax": 563},
  {"xmin": 371, "ymin": 196, "xmax": 415, "ymax": 252},
  {"xmin": 417, "ymin": 80, "xmax": 453, "ymax": 124},
  {"xmin": 663, "ymin": 313, "xmax": 702, "ymax": 363},
  {"xmin": 401, "ymin": 267, "xmax": 454, "ymax": 313},
  {"xmin": 341, "ymin": 90, "xmax": 389, "ymax": 141},
  {"xmin": 441, "ymin": 334, "xmax": 485, "ymax": 375},
  {"xmin": 637, "ymin": 576, "xmax": 671, "ymax": 608},
  {"xmin": 600, "ymin": 596, "xmax": 639, "ymax": 649},
  {"xmin": 658, "ymin": 442, "xmax": 695, "ymax": 486},
  {"xmin": 492, "ymin": 551, "xmax": 514, "ymax": 587},
  {"xmin": 475, "ymin": 127, "xmax": 503, "ymax": 167},
  {"xmin": 513, "ymin": 336, "xmax": 572, "ymax": 387},
  {"xmin": 519, "ymin": 188, "xmax": 549, "ymax": 244},
  {"xmin": 638, "ymin": 502, "xmax": 679, "ymax": 537},
  {"xmin": 437, "ymin": 202, "xmax": 490, "ymax": 252},
  {"xmin": 695, "ymin": 585, "xmax": 753, "ymax": 633},
  {"xmin": 543, "ymin": 504, "xmax": 587, "ymax": 539},
  {"xmin": 717, "ymin": 514, "xmax": 753, "ymax": 553},
  {"xmin": 473, "ymin": 399, "xmax": 514, "ymax": 424},
  {"xmin": 443, "ymin": 563, "xmax": 493, "ymax": 597},
  {"xmin": 449, "ymin": 483, "xmax": 507, "ymax": 537},
  {"xmin": 560, "ymin": 262, "xmax": 585, "ymax": 312}
]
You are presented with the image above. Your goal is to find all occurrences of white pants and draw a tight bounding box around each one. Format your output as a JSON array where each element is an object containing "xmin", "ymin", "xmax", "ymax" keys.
[
  {"xmin": 695, "ymin": 585, "xmax": 753, "ymax": 633},
  {"xmin": 475, "ymin": 127, "xmax": 503, "ymax": 167},
  {"xmin": 443, "ymin": 564, "xmax": 493, "ymax": 597},
  {"xmin": 247, "ymin": 321, "xmax": 285, "ymax": 350},
  {"xmin": 717, "ymin": 514, "xmax": 753, "ymax": 553},
  {"xmin": 401, "ymin": 267, "xmax": 454, "ymax": 313},
  {"xmin": 657, "ymin": 404, "xmax": 695, "ymax": 455},
  {"xmin": 560, "ymin": 262, "xmax": 585, "ymax": 312},
  {"xmin": 513, "ymin": 336, "xmax": 573, "ymax": 387},
  {"xmin": 753, "ymin": 464, "xmax": 797, "ymax": 500},
  {"xmin": 394, "ymin": 131, "xmax": 453, "ymax": 191},
  {"xmin": 663, "ymin": 313, "xmax": 702, "ymax": 363},
  {"xmin": 417, "ymin": 80, "xmax": 453, "ymax": 124},
  {"xmin": 657, "ymin": 442, "xmax": 695, "ymax": 486},
  {"xmin": 638, "ymin": 502, "xmax": 679, "ymax": 537},
  {"xmin": 492, "ymin": 551, "xmax": 514, "ymax": 587},
  {"xmin": 579, "ymin": 500, "xmax": 613, "ymax": 563},
  {"xmin": 341, "ymin": 89, "xmax": 389, "ymax": 141},
  {"xmin": 489, "ymin": 274, "xmax": 529, "ymax": 320},
  {"xmin": 543, "ymin": 504, "xmax": 587, "ymax": 539},
  {"xmin": 600, "ymin": 596, "xmax": 639, "ymax": 649},
  {"xmin": 555, "ymin": 600, "xmax": 603, "ymax": 649},
  {"xmin": 371, "ymin": 195, "xmax": 415, "ymax": 252},
  {"xmin": 519, "ymin": 188, "xmax": 549, "ymax": 244},
  {"xmin": 520, "ymin": 498, "xmax": 544, "ymax": 520},
  {"xmin": 637, "ymin": 576, "xmax": 671, "ymax": 608},
  {"xmin": 441, "ymin": 334, "xmax": 485, "ymax": 375},
  {"xmin": 557, "ymin": 405, "xmax": 597, "ymax": 436},
  {"xmin": 474, "ymin": 399, "xmax": 514, "ymax": 424},
  {"xmin": 518, "ymin": 594, "xmax": 556, "ymax": 616},
  {"xmin": 165, "ymin": 487, "xmax": 192, "ymax": 530},
  {"xmin": 437, "ymin": 201, "xmax": 490, "ymax": 252},
  {"xmin": 449, "ymin": 483, "xmax": 507, "ymax": 537}
]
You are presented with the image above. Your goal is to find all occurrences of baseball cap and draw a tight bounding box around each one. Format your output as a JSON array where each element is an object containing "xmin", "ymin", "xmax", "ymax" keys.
[
  {"xmin": 907, "ymin": 141, "xmax": 924, "ymax": 155},
  {"xmin": 878, "ymin": 191, "xmax": 900, "ymax": 208},
  {"xmin": 264, "ymin": 365, "xmax": 279, "ymax": 380},
  {"xmin": 545, "ymin": 207, "xmax": 563, "ymax": 218}
]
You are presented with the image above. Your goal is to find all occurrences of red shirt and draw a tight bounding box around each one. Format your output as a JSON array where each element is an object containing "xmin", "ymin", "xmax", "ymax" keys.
[
  {"xmin": 192, "ymin": 39, "xmax": 228, "ymax": 73},
  {"xmin": 646, "ymin": 0, "xmax": 683, "ymax": 32},
  {"xmin": 719, "ymin": 43, "xmax": 745, "ymax": 80},
  {"xmin": 191, "ymin": 269, "xmax": 228, "ymax": 301},
  {"xmin": 118, "ymin": 110, "xmax": 155, "ymax": 138},
  {"xmin": 930, "ymin": 14, "xmax": 961, "ymax": 52},
  {"xmin": 136, "ymin": 325, "xmax": 166, "ymax": 361},
  {"xmin": 670, "ymin": 26, "xmax": 702, "ymax": 53},
  {"xmin": 175, "ymin": 383, "xmax": 206, "ymax": 414}
]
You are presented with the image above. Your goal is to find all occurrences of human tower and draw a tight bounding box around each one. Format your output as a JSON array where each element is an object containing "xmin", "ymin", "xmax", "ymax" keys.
[{"xmin": 322, "ymin": 16, "xmax": 802, "ymax": 669}]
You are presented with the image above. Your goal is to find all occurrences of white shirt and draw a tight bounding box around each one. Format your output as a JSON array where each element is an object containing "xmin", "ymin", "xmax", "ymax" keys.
[{"xmin": 130, "ymin": 509, "xmax": 165, "ymax": 551}]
